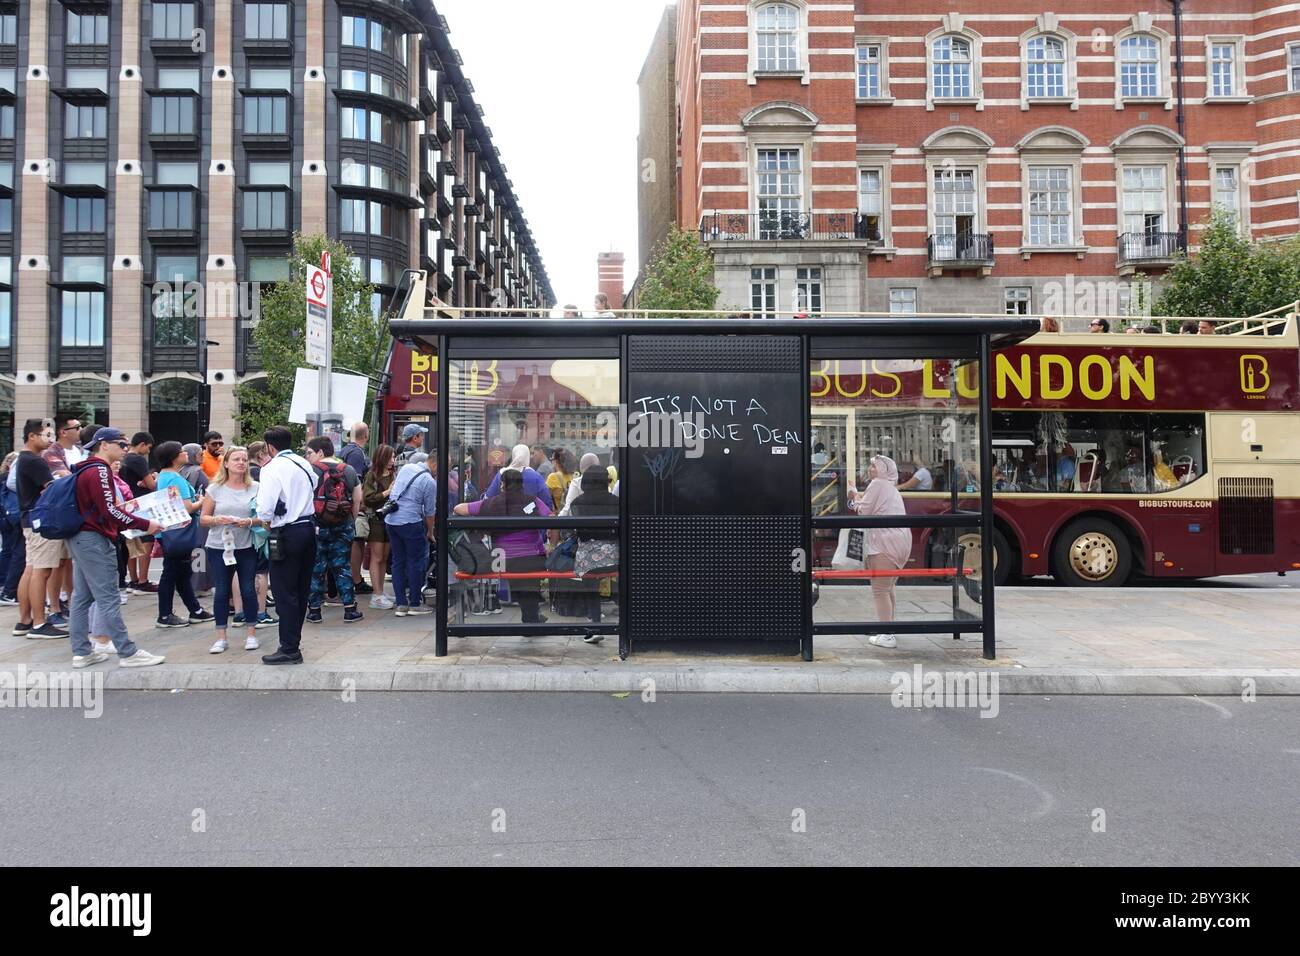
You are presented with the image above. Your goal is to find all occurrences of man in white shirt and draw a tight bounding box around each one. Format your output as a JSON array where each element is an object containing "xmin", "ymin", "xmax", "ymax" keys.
[{"xmin": 254, "ymin": 426, "xmax": 319, "ymax": 665}]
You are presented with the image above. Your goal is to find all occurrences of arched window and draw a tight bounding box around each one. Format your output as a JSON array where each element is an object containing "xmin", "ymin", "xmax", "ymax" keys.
[
  {"xmin": 755, "ymin": 3, "xmax": 798, "ymax": 72},
  {"xmin": 1026, "ymin": 35, "xmax": 1066, "ymax": 98},
  {"xmin": 1119, "ymin": 35, "xmax": 1159, "ymax": 97},
  {"xmin": 932, "ymin": 36, "xmax": 972, "ymax": 98}
]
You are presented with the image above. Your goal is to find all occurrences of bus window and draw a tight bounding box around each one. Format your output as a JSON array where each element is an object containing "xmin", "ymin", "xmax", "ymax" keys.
[
  {"xmin": 1150, "ymin": 414, "xmax": 1205, "ymax": 491},
  {"xmin": 1061, "ymin": 413, "xmax": 1146, "ymax": 493}
]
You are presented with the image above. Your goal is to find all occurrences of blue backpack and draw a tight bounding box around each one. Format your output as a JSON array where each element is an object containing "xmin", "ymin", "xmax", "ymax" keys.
[
  {"xmin": 0, "ymin": 482, "xmax": 18, "ymax": 525},
  {"xmin": 30, "ymin": 461, "xmax": 96, "ymax": 540}
]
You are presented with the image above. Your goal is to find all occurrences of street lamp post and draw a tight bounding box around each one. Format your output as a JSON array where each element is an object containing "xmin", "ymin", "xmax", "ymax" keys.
[{"xmin": 198, "ymin": 338, "xmax": 220, "ymax": 436}]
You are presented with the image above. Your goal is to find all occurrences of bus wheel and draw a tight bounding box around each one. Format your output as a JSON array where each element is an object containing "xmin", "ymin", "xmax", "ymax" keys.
[
  {"xmin": 1052, "ymin": 519, "xmax": 1132, "ymax": 587},
  {"xmin": 957, "ymin": 529, "xmax": 1012, "ymax": 587}
]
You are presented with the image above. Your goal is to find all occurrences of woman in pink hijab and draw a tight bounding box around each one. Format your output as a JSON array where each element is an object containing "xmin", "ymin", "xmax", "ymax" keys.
[{"xmin": 849, "ymin": 454, "xmax": 913, "ymax": 649}]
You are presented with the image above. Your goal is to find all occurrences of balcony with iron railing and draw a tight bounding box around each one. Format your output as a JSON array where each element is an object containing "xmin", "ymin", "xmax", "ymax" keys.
[
  {"xmin": 926, "ymin": 233, "xmax": 995, "ymax": 276},
  {"xmin": 700, "ymin": 211, "xmax": 881, "ymax": 244},
  {"xmin": 1116, "ymin": 231, "xmax": 1180, "ymax": 272}
]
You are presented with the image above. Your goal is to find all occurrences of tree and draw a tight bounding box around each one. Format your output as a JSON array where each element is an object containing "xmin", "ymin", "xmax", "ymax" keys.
[
  {"xmin": 234, "ymin": 234, "xmax": 388, "ymax": 445},
  {"xmin": 1153, "ymin": 211, "xmax": 1300, "ymax": 319},
  {"xmin": 635, "ymin": 226, "xmax": 721, "ymax": 313}
]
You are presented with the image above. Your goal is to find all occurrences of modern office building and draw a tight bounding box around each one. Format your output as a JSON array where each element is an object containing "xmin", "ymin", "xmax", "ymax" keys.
[
  {"xmin": 0, "ymin": 0, "xmax": 553, "ymax": 447},
  {"xmin": 669, "ymin": 0, "xmax": 1300, "ymax": 320}
]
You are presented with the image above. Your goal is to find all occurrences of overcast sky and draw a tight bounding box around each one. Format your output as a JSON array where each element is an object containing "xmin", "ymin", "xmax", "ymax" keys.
[{"xmin": 434, "ymin": 0, "xmax": 672, "ymax": 308}]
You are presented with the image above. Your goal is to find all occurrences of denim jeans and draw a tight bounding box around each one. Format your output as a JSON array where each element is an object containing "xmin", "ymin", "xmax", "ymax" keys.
[
  {"xmin": 0, "ymin": 515, "xmax": 21, "ymax": 596},
  {"xmin": 67, "ymin": 531, "xmax": 138, "ymax": 658},
  {"xmin": 158, "ymin": 551, "xmax": 201, "ymax": 619},
  {"xmin": 387, "ymin": 520, "xmax": 428, "ymax": 608},
  {"xmin": 205, "ymin": 546, "xmax": 260, "ymax": 630}
]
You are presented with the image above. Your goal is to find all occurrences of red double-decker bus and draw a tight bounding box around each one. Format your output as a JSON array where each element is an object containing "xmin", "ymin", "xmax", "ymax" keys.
[
  {"xmin": 383, "ymin": 281, "xmax": 1300, "ymax": 586},
  {"xmin": 811, "ymin": 311, "xmax": 1300, "ymax": 585}
]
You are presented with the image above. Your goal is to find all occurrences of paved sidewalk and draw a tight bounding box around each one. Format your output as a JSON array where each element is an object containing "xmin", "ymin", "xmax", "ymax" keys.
[{"xmin": 1, "ymin": 583, "xmax": 1297, "ymax": 694}]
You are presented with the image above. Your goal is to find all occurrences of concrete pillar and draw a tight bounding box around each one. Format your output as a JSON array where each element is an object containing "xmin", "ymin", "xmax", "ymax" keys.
[
  {"xmin": 110, "ymin": 0, "xmax": 146, "ymax": 436},
  {"xmin": 300, "ymin": 0, "xmax": 327, "ymax": 234},
  {"xmin": 206, "ymin": 0, "xmax": 237, "ymax": 439},
  {"xmin": 15, "ymin": 0, "xmax": 52, "ymax": 427}
]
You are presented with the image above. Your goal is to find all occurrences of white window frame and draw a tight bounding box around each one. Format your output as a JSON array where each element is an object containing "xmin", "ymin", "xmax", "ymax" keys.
[
  {"xmin": 1114, "ymin": 17, "xmax": 1172, "ymax": 111},
  {"xmin": 751, "ymin": 143, "xmax": 807, "ymax": 237},
  {"xmin": 747, "ymin": 0, "xmax": 810, "ymax": 86},
  {"xmin": 794, "ymin": 266, "xmax": 822, "ymax": 314},
  {"xmin": 857, "ymin": 144, "xmax": 897, "ymax": 256},
  {"xmin": 1020, "ymin": 17, "xmax": 1078, "ymax": 111},
  {"xmin": 1289, "ymin": 43, "xmax": 1300, "ymax": 93},
  {"xmin": 889, "ymin": 288, "xmax": 917, "ymax": 314},
  {"xmin": 1205, "ymin": 143, "xmax": 1253, "ymax": 235},
  {"xmin": 926, "ymin": 15, "xmax": 983, "ymax": 111},
  {"xmin": 1016, "ymin": 126, "xmax": 1088, "ymax": 257},
  {"xmin": 857, "ymin": 166, "xmax": 884, "ymax": 243},
  {"xmin": 855, "ymin": 38, "xmax": 892, "ymax": 102},
  {"xmin": 1203, "ymin": 36, "xmax": 1248, "ymax": 102},
  {"xmin": 1004, "ymin": 287, "xmax": 1032, "ymax": 315},
  {"xmin": 1026, "ymin": 166, "xmax": 1073, "ymax": 248},
  {"xmin": 1119, "ymin": 164, "xmax": 1170, "ymax": 236},
  {"xmin": 750, "ymin": 266, "xmax": 778, "ymax": 318}
]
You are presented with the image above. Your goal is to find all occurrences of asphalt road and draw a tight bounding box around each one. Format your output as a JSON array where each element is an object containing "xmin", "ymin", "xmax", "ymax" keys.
[{"xmin": 2, "ymin": 692, "xmax": 1296, "ymax": 866}]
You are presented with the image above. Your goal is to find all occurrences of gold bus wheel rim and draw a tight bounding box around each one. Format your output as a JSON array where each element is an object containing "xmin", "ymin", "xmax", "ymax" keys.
[{"xmin": 1068, "ymin": 532, "xmax": 1118, "ymax": 581}]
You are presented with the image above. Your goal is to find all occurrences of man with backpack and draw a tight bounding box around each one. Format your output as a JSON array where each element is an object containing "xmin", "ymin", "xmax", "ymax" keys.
[
  {"xmin": 304, "ymin": 436, "xmax": 364, "ymax": 624},
  {"xmin": 62, "ymin": 428, "xmax": 168, "ymax": 669},
  {"xmin": 13, "ymin": 419, "xmax": 68, "ymax": 639}
]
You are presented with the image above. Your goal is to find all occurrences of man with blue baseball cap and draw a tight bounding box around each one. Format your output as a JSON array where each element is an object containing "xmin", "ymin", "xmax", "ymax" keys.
[{"xmin": 395, "ymin": 422, "xmax": 428, "ymax": 465}]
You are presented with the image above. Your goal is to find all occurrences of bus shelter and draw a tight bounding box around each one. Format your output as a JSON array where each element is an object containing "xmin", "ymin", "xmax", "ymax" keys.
[{"xmin": 389, "ymin": 315, "xmax": 1039, "ymax": 661}]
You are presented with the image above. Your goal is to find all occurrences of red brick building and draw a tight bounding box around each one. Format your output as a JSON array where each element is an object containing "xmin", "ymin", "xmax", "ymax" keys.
[{"xmin": 670, "ymin": 0, "xmax": 1300, "ymax": 323}]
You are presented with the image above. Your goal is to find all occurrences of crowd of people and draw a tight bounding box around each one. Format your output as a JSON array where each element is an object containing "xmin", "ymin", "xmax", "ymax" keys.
[{"xmin": 0, "ymin": 415, "xmax": 620, "ymax": 668}]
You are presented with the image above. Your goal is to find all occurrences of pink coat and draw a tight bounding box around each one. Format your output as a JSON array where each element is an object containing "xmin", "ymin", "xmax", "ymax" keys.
[{"xmin": 852, "ymin": 455, "xmax": 913, "ymax": 569}]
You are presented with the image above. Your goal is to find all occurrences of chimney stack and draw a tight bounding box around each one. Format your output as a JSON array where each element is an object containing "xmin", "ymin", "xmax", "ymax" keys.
[{"xmin": 597, "ymin": 251, "xmax": 625, "ymax": 310}]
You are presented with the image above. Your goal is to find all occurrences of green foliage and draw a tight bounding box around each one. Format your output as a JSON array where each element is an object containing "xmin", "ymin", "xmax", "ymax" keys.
[
  {"xmin": 1153, "ymin": 212, "xmax": 1300, "ymax": 318},
  {"xmin": 636, "ymin": 226, "xmax": 721, "ymax": 314},
  {"xmin": 234, "ymin": 234, "xmax": 387, "ymax": 445}
]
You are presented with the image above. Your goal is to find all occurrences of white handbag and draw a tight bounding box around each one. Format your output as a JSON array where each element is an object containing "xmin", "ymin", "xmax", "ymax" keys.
[{"xmin": 831, "ymin": 528, "xmax": 866, "ymax": 570}]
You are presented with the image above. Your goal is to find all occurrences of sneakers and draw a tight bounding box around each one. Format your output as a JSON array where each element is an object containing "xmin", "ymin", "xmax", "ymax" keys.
[
  {"xmin": 343, "ymin": 607, "xmax": 364, "ymax": 623},
  {"xmin": 119, "ymin": 590, "xmax": 129, "ymax": 605},
  {"xmin": 28, "ymin": 622, "xmax": 68, "ymax": 639},
  {"xmin": 209, "ymin": 638, "xmax": 229, "ymax": 654},
  {"xmin": 355, "ymin": 580, "xmax": 374, "ymax": 595},
  {"xmin": 46, "ymin": 612, "xmax": 69, "ymax": 629},
  {"xmin": 93, "ymin": 640, "xmax": 117, "ymax": 655},
  {"xmin": 323, "ymin": 595, "xmax": 343, "ymax": 607},
  {"xmin": 243, "ymin": 635, "xmax": 260, "ymax": 651},
  {"xmin": 369, "ymin": 595, "xmax": 395, "ymax": 610},
  {"xmin": 406, "ymin": 605, "xmax": 432, "ymax": 616},
  {"xmin": 868, "ymin": 634, "xmax": 897, "ymax": 649},
  {"xmin": 126, "ymin": 582, "xmax": 147, "ymax": 595},
  {"xmin": 189, "ymin": 609, "xmax": 214, "ymax": 624},
  {"xmin": 306, "ymin": 607, "xmax": 323, "ymax": 624},
  {"xmin": 232, "ymin": 612, "xmax": 246, "ymax": 627},
  {"xmin": 120, "ymin": 649, "xmax": 166, "ymax": 667},
  {"xmin": 583, "ymin": 634, "xmax": 604, "ymax": 645},
  {"xmin": 156, "ymin": 614, "xmax": 191, "ymax": 629},
  {"xmin": 0, "ymin": 593, "xmax": 17, "ymax": 607},
  {"xmin": 394, "ymin": 606, "xmax": 408, "ymax": 617},
  {"xmin": 255, "ymin": 612, "xmax": 277, "ymax": 629},
  {"xmin": 266, "ymin": 593, "xmax": 276, "ymax": 608},
  {"xmin": 11, "ymin": 621, "xmax": 31, "ymax": 637},
  {"xmin": 72, "ymin": 651, "xmax": 109, "ymax": 669},
  {"xmin": 137, "ymin": 582, "xmax": 159, "ymax": 594}
]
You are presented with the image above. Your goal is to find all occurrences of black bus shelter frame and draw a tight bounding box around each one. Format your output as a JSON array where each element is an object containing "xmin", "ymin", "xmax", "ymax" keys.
[{"xmin": 390, "ymin": 316, "xmax": 1039, "ymax": 662}]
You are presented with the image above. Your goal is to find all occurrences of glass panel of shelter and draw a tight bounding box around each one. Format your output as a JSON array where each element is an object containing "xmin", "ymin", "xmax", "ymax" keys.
[
  {"xmin": 447, "ymin": 358, "xmax": 621, "ymax": 632},
  {"xmin": 810, "ymin": 357, "xmax": 985, "ymax": 625}
]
